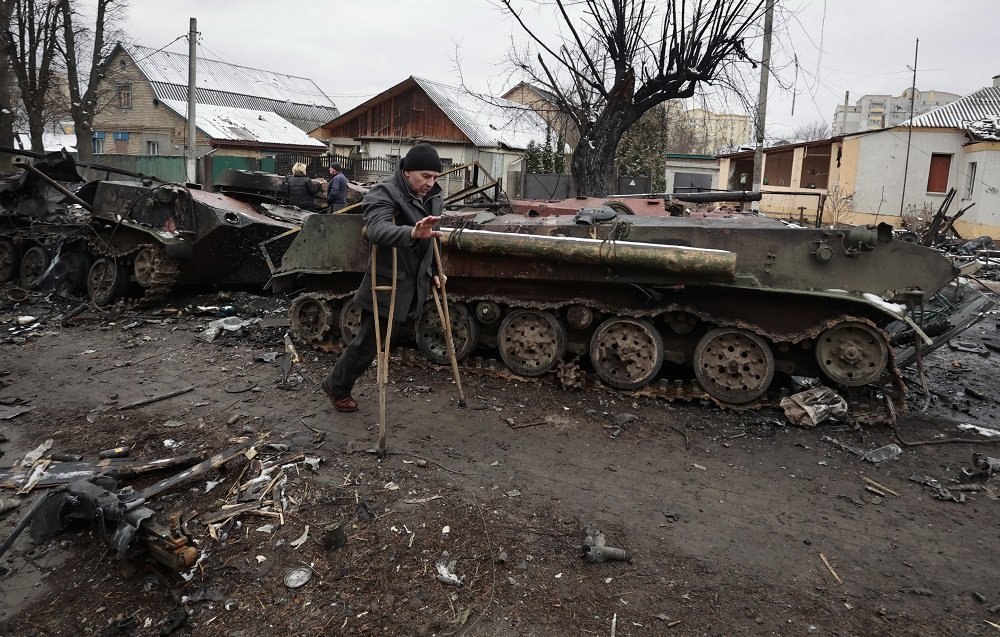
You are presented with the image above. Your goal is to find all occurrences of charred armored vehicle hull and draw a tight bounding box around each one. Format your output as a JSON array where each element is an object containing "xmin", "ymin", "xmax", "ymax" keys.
[
  {"xmin": 273, "ymin": 209, "xmax": 992, "ymax": 406},
  {"xmin": 0, "ymin": 151, "xmax": 306, "ymax": 304}
]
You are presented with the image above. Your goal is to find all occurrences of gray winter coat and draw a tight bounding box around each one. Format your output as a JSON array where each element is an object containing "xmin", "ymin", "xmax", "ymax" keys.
[{"xmin": 354, "ymin": 164, "xmax": 443, "ymax": 320}]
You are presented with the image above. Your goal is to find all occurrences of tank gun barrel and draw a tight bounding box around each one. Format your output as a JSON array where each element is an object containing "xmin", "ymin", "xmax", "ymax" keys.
[
  {"xmin": 439, "ymin": 228, "xmax": 736, "ymax": 279},
  {"xmin": 609, "ymin": 190, "xmax": 762, "ymax": 203}
]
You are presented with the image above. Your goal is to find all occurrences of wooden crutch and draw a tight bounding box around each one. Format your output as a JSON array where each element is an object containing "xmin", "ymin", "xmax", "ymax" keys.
[
  {"xmin": 430, "ymin": 238, "xmax": 466, "ymax": 407},
  {"xmin": 370, "ymin": 245, "xmax": 398, "ymax": 459}
]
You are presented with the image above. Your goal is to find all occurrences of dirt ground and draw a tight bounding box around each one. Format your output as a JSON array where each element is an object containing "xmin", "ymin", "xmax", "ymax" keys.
[{"xmin": 2, "ymin": 285, "xmax": 1000, "ymax": 637}]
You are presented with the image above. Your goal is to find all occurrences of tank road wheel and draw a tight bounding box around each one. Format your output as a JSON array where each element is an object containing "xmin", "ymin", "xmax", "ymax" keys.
[
  {"xmin": 132, "ymin": 246, "xmax": 160, "ymax": 288},
  {"xmin": 289, "ymin": 295, "xmax": 334, "ymax": 342},
  {"xmin": 0, "ymin": 239, "xmax": 19, "ymax": 283},
  {"xmin": 497, "ymin": 309, "xmax": 567, "ymax": 376},
  {"xmin": 415, "ymin": 301, "xmax": 480, "ymax": 365},
  {"xmin": 339, "ymin": 300, "xmax": 363, "ymax": 346},
  {"xmin": 87, "ymin": 258, "xmax": 126, "ymax": 306},
  {"xmin": 694, "ymin": 327, "xmax": 775, "ymax": 404},
  {"xmin": 815, "ymin": 321, "xmax": 889, "ymax": 387},
  {"xmin": 19, "ymin": 245, "xmax": 49, "ymax": 289},
  {"xmin": 590, "ymin": 317, "xmax": 664, "ymax": 390}
]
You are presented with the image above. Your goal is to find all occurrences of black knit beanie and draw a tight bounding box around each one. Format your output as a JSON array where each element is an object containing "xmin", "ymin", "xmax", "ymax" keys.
[{"xmin": 403, "ymin": 143, "xmax": 442, "ymax": 172}]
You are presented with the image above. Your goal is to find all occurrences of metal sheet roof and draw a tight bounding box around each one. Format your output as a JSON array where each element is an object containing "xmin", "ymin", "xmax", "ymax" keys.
[
  {"xmin": 902, "ymin": 86, "xmax": 1000, "ymax": 129},
  {"xmin": 125, "ymin": 44, "xmax": 338, "ymax": 132},
  {"xmin": 160, "ymin": 99, "xmax": 324, "ymax": 147},
  {"xmin": 413, "ymin": 77, "xmax": 554, "ymax": 150}
]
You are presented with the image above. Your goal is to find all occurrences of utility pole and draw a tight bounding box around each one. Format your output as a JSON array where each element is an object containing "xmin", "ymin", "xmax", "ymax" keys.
[
  {"xmin": 840, "ymin": 91, "xmax": 849, "ymax": 135},
  {"xmin": 898, "ymin": 38, "xmax": 918, "ymax": 216},
  {"xmin": 750, "ymin": 0, "xmax": 775, "ymax": 210},
  {"xmin": 185, "ymin": 18, "xmax": 198, "ymax": 184}
]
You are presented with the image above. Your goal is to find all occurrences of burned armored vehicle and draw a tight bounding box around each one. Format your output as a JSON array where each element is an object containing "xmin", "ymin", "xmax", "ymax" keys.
[
  {"xmin": 0, "ymin": 150, "xmax": 306, "ymax": 304},
  {"xmin": 272, "ymin": 207, "xmax": 991, "ymax": 405}
]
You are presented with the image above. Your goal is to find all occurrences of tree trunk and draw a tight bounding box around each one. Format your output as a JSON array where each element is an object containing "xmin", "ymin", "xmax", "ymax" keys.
[
  {"xmin": 75, "ymin": 120, "xmax": 93, "ymax": 162},
  {"xmin": 27, "ymin": 107, "xmax": 43, "ymax": 152},
  {"xmin": 0, "ymin": 54, "xmax": 13, "ymax": 169},
  {"xmin": 571, "ymin": 101, "xmax": 639, "ymax": 197}
]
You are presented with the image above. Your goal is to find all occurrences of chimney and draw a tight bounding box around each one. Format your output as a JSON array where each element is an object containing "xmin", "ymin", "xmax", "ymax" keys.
[{"xmin": 994, "ymin": 74, "xmax": 1000, "ymax": 89}]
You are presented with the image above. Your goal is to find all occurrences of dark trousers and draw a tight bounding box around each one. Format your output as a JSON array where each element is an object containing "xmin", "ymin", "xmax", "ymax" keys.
[
  {"xmin": 329, "ymin": 202, "xmax": 346, "ymax": 212},
  {"xmin": 324, "ymin": 309, "xmax": 398, "ymax": 398}
]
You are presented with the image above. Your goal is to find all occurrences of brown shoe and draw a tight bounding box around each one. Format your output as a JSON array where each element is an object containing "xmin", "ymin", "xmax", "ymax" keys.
[{"xmin": 333, "ymin": 395, "xmax": 359, "ymax": 412}]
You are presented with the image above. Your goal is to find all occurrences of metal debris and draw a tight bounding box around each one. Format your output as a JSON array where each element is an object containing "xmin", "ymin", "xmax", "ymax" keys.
[
  {"xmin": 283, "ymin": 566, "xmax": 312, "ymax": 588},
  {"xmin": 435, "ymin": 551, "xmax": 463, "ymax": 586},
  {"xmin": 780, "ymin": 386, "xmax": 847, "ymax": 428},
  {"xmin": 863, "ymin": 444, "xmax": 903, "ymax": 464},
  {"xmin": 581, "ymin": 527, "xmax": 631, "ymax": 564}
]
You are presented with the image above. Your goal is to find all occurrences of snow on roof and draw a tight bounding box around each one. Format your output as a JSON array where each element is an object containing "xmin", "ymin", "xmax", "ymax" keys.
[
  {"xmin": 126, "ymin": 44, "xmax": 335, "ymax": 108},
  {"xmin": 901, "ymin": 86, "xmax": 1000, "ymax": 129},
  {"xmin": 968, "ymin": 117, "xmax": 1000, "ymax": 141},
  {"xmin": 160, "ymin": 100, "xmax": 323, "ymax": 147},
  {"xmin": 14, "ymin": 132, "xmax": 77, "ymax": 152},
  {"xmin": 413, "ymin": 77, "xmax": 554, "ymax": 150}
]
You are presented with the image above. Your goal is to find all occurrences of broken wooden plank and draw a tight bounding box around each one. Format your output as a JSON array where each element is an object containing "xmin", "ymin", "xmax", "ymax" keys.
[
  {"xmin": 138, "ymin": 438, "xmax": 258, "ymax": 500},
  {"xmin": 118, "ymin": 385, "xmax": 195, "ymax": 411},
  {"xmin": 0, "ymin": 453, "xmax": 204, "ymax": 490}
]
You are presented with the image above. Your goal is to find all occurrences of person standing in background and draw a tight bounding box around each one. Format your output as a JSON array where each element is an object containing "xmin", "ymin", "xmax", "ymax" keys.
[
  {"xmin": 327, "ymin": 162, "xmax": 349, "ymax": 212},
  {"xmin": 286, "ymin": 162, "xmax": 319, "ymax": 211}
]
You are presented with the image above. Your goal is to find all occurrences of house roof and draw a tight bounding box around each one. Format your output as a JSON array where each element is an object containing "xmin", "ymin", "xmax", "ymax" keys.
[
  {"xmin": 159, "ymin": 100, "xmax": 324, "ymax": 148},
  {"xmin": 321, "ymin": 76, "xmax": 553, "ymax": 151},
  {"xmin": 413, "ymin": 77, "xmax": 553, "ymax": 150},
  {"xmin": 902, "ymin": 86, "xmax": 1000, "ymax": 129},
  {"xmin": 120, "ymin": 44, "xmax": 339, "ymax": 134},
  {"xmin": 503, "ymin": 81, "xmax": 561, "ymax": 105}
]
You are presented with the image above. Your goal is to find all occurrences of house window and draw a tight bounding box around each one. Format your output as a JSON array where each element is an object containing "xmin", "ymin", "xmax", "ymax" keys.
[
  {"xmin": 147, "ymin": 141, "xmax": 159, "ymax": 155},
  {"xmin": 966, "ymin": 161, "xmax": 977, "ymax": 198},
  {"xmin": 113, "ymin": 131, "xmax": 129, "ymax": 141},
  {"xmin": 926, "ymin": 153, "xmax": 952, "ymax": 193},
  {"xmin": 92, "ymin": 131, "xmax": 105, "ymax": 154},
  {"xmin": 117, "ymin": 83, "xmax": 132, "ymax": 109}
]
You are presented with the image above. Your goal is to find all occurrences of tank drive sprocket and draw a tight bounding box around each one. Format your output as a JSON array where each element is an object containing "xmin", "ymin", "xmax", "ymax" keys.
[{"xmin": 289, "ymin": 293, "xmax": 337, "ymax": 342}]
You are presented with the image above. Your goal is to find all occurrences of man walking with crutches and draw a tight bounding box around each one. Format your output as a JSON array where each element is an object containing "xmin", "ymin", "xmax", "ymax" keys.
[{"xmin": 322, "ymin": 143, "xmax": 444, "ymax": 414}]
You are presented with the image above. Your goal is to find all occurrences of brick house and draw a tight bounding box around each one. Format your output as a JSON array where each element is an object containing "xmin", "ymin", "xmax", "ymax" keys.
[{"xmin": 90, "ymin": 43, "xmax": 338, "ymax": 159}]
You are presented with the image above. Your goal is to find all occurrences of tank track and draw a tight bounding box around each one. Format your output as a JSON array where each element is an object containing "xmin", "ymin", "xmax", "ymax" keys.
[
  {"xmin": 289, "ymin": 289, "xmax": 903, "ymax": 418},
  {"xmin": 86, "ymin": 238, "xmax": 180, "ymax": 305}
]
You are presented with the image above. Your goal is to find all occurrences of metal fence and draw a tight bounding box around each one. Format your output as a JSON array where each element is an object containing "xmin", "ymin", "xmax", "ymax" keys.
[
  {"xmin": 759, "ymin": 191, "xmax": 826, "ymax": 226},
  {"xmin": 274, "ymin": 153, "xmax": 396, "ymax": 183}
]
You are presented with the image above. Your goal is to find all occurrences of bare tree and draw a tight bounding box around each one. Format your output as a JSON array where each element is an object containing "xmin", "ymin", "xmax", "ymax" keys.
[
  {"xmin": 58, "ymin": 0, "xmax": 127, "ymax": 162},
  {"xmin": 792, "ymin": 120, "xmax": 831, "ymax": 142},
  {"xmin": 502, "ymin": 0, "xmax": 765, "ymax": 196},
  {"xmin": 0, "ymin": 0, "xmax": 62, "ymax": 152}
]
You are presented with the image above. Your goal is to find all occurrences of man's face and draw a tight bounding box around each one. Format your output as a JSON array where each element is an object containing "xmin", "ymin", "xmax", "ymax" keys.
[
  {"xmin": 329, "ymin": 167, "xmax": 337, "ymax": 176},
  {"xmin": 404, "ymin": 170, "xmax": 440, "ymax": 197}
]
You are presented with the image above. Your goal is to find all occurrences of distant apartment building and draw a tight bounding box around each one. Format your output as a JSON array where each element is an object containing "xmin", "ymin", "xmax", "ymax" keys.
[
  {"xmin": 682, "ymin": 107, "xmax": 752, "ymax": 155},
  {"xmin": 831, "ymin": 88, "xmax": 961, "ymax": 135}
]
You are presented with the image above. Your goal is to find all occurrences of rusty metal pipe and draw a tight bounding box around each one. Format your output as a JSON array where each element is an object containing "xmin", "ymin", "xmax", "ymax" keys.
[
  {"xmin": 440, "ymin": 228, "xmax": 736, "ymax": 279},
  {"xmin": 12, "ymin": 155, "xmax": 93, "ymax": 212}
]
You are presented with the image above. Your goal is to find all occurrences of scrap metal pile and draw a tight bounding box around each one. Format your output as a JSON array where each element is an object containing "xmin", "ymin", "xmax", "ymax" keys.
[{"xmin": 0, "ymin": 149, "xmax": 307, "ymax": 306}]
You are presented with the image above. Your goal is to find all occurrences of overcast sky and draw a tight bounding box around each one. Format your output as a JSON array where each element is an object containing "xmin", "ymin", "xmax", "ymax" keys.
[{"xmin": 115, "ymin": 0, "xmax": 1000, "ymax": 141}]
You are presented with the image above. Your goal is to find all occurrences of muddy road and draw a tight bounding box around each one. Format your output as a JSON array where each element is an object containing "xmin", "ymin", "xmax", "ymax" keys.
[{"xmin": 1, "ymin": 287, "xmax": 999, "ymax": 636}]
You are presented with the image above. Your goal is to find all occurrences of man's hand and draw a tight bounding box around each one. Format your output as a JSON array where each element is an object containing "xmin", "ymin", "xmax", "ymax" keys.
[
  {"xmin": 432, "ymin": 274, "xmax": 447, "ymax": 289},
  {"xmin": 411, "ymin": 215, "xmax": 442, "ymax": 240}
]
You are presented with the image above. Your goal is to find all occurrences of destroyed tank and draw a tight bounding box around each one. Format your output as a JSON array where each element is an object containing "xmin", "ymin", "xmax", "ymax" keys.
[
  {"xmin": 0, "ymin": 150, "xmax": 306, "ymax": 304},
  {"xmin": 271, "ymin": 204, "xmax": 992, "ymax": 406}
]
